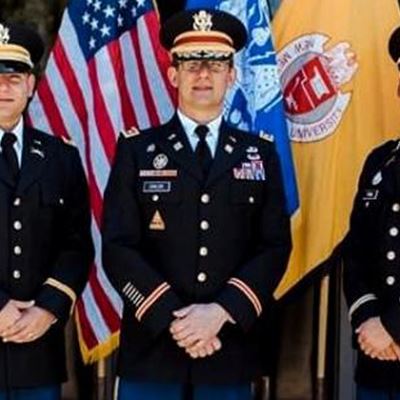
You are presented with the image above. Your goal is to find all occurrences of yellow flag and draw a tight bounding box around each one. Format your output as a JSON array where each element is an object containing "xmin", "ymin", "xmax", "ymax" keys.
[{"xmin": 274, "ymin": 0, "xmax": 400, "ymax": 298}]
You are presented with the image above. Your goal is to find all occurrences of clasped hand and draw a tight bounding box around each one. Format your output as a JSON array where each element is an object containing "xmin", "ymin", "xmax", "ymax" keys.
[
  {"xmin": 170, "ymin": 303, "xmax": 231, "ymax": 359},
  {"xmin": 357, "ymin": 317, "xmax": 400, "ymax": 361},
  {"xmin": 0, "ymin": 300, "xmax": 56, "ymax": 343}
]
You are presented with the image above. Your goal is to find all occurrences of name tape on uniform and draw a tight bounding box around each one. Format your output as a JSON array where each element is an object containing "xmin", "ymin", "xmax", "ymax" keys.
[{"xmin": 143, "ymin": 181, "xmax": 172, "ymax": 193}]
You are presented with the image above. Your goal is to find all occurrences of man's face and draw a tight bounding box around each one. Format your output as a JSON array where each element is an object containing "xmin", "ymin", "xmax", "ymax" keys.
[
  {"xmin": 168, "ymin": 59, "xmax": 236, "ymax": 116},
  {"xmin": 0, "ymin": 72, "xmax": 35, "ymax": 128}
]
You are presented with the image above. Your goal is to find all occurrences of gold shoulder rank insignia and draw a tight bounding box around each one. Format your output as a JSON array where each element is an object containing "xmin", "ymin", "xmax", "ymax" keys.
[
  {"xmin": 61, "ymin": 136, "xmax": 76, "ymax": 147},
  {"xmin": 259, "ymin": 132, "xmax": 274, "ymax": 142},
  {"xmin": 121, "ymin": 126, "xmax": 140, "ymax": 139}
]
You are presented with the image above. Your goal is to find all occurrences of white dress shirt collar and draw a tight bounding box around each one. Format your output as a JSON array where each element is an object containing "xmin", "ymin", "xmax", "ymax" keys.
[{"xmin": 177, "ymin": 109, "xmax": 223, "ymax": 158}]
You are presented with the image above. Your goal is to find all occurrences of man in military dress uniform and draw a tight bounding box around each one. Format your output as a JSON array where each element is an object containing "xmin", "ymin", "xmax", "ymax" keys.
[
  {"xmin": 0, "ymin": 23, "xmax": 93, "ymax": 399},
  {"xmin": 343, "ymin": 26, "xmax": 400, "ymax": 400},
  {"xmin": 103, "ymin": 9, "xmax": 291, "ymax": 400}
]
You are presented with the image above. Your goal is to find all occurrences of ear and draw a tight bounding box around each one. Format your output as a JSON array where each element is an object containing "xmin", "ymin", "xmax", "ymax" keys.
[
  {"xmin": 227, "ymin": 67, "xmax": 237, "ymax": 88},
  {"xmin": 27, "ymin": 74, "xmax": 36, "ymax": 97},
  {"xmin": 167, "ymin": 66, "xmax": 179, "ymax": 88}
]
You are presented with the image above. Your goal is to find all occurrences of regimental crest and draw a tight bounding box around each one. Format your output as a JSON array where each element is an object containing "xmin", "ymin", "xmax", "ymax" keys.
[
  {"xmin": 277, "ymin": 34, "xmax": 358, "ymax": 143},
  {"xmin": 0, "ymin": 24, "xmax": 10, "ymax": 45},
  {"xmin": 193, "ymin": 10, "xmax": 213, "ymax": 32}
]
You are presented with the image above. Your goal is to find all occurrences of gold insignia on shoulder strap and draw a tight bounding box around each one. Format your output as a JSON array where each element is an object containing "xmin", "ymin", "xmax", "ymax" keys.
[
  {"xmin": 121, "ymin": 126, "xmax": 140, "ymax": 139},
  {"xmin": 259, "ymin": 132, "xmax": 274, "ymax": 142},
  {"xmin": 61, "ymin": 136, "xmax": 76, "ymax": 147}
]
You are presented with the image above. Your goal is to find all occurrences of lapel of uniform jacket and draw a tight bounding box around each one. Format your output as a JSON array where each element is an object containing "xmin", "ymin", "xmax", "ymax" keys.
[
  {"xmin": 156, "ymin": 114, "xmax": 203, "ymax": 182},
  {"xmin": 205, "ymin": 120, "xmax": 246, "ymax": 187},
  {"xmin": 16, "ymin": 127, "xmax": 51, "ymax": 194}
]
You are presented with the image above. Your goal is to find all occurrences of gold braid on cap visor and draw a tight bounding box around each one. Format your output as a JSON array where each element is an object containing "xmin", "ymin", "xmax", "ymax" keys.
[
  {"xmin": 0, "ymin": 44, "xmax": 34, "ymax": 68},
  {"xmin": 171, "ymin": 30, "xmax": 235, "ymax": 55}
]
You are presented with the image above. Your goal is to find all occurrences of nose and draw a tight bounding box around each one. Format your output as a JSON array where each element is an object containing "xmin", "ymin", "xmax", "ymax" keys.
[
  {"xmin": 0, "ymin": 78, "xmax": 10, "ymax": 92},
  {"xmin": 198, "ymin": 63, "xmax": 211, "ymax": 78}
]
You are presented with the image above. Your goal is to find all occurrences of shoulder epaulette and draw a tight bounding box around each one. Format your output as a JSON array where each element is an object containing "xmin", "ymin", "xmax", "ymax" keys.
[
  {"xmin": 391, "ymin": 139, "xmax": 400, "ymax": 153},
  {"xmin": 61, "ymin": 136, "xmax": 76, "ymax": 147},
  {"xmin": 259, "ymin": 132, "xmax": 274, "ymax": 142},
  {"xmin": 383, "ymin": 139, "xmax": 400, "ymax": 167},
  {"xmin": 121, "ymin": 126, "xmax": 140, "ymax": 139}
]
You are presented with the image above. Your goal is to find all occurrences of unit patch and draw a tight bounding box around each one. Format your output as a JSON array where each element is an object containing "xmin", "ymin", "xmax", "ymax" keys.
[
  {"xmin": 372, "ymin": 171, "xmax": 382, "ymax": 186},
  {"xmin": 149, "ymin": 210, "xmax": 165, "ymax": 231}
]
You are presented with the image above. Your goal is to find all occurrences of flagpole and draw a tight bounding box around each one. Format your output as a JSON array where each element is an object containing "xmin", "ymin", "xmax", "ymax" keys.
[
  {"xmin": 96, "ymin": 358, "xmax": 106, "ymax": 400},
  {"xmin": 316, "ymin": 276, "xmax": 329, "ymax": 399}
]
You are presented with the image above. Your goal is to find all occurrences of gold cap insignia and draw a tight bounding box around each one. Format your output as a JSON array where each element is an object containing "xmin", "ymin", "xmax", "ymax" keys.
[
  {"xmin": 0, "ymin": 24, "xmax": 10, "ymax": 45},
  {"xmin": 193, "ymin": 10, "xmax": 213, "ymax": 32}
]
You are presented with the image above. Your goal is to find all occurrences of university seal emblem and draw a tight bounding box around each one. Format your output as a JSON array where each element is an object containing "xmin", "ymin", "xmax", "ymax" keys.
[{"xmin": 277, "ymin": 34, "xmax": 358, "ymax": 142}]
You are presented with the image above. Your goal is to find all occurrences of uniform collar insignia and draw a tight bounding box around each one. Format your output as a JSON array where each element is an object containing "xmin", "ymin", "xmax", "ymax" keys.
[{"xmin": 173, "ymin": 142, "xmax": 184, "ymax": 152}]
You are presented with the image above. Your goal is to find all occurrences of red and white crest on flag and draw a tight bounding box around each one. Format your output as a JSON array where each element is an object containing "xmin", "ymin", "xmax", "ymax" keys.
[{"xmin": 277, "ymin": 34, "xmax": 358, "ymax": 142}]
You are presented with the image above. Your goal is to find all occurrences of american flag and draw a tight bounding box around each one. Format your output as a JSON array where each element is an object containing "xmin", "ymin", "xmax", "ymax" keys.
[{"xmin": 28, "ymin": 0, "xmax": 176, "ymax": 363}]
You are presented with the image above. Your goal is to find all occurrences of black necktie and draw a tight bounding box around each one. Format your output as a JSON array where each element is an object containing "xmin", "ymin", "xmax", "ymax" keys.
[
  {"xmin": 1, "ymin": 132, "xmax": 19, "ymax": 180},
  {"xmin": 195, "ymin": 125, "xmax": 212, "ymax": 178}
]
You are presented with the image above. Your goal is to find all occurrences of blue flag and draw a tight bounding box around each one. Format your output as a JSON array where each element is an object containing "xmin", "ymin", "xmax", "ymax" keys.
[{"xmin": 186, "ymin": 0, "xmax": 299, "ymax": 214}]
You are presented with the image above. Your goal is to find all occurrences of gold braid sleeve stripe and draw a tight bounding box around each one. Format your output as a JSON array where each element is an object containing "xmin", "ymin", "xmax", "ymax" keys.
[
  {"xmin": 135, "ymin": 282, "xmax": 171, "ymax": 321},
  {"xmin": 228, "ymin": 278, "xmax": 262, "ymax": 316},
  {"xmin": 44, "ymin": 278, "xmax": 77, "ymax": 315}
]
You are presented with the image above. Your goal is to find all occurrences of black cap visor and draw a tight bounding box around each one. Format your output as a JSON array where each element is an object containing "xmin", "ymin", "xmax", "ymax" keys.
[{"xmin": 0, "ymin": 60, "xmax": 31, "ymax": 74}]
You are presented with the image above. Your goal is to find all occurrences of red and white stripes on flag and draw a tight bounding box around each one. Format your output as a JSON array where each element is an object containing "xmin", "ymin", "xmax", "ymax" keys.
[{"xmin": 28, "ymin": 0, "xmax": 176, "ymax": 363}]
